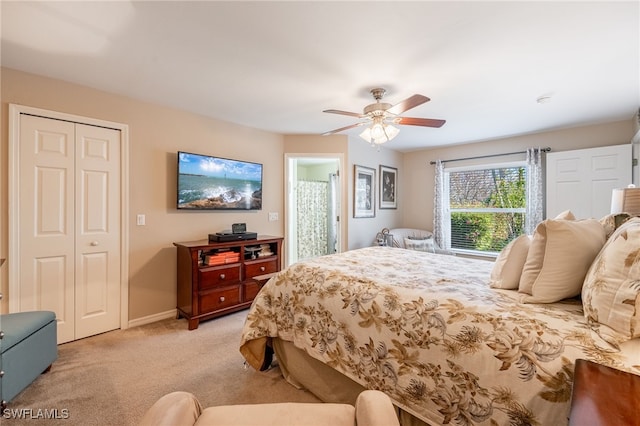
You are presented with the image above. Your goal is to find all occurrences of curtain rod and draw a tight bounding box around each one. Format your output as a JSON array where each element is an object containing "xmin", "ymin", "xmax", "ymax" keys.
[{"xmin": 429, "ymin": 147, "xmax": 551, "ymax": 165}]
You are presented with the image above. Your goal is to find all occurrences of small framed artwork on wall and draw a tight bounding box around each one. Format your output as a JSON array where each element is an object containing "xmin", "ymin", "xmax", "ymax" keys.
[
  {"xmin": 354, "ymin": 165, "xmax": 375, "ymax": 218},
  {"xmin": 379, "ymin": 165, "xmax": 397, "ymax": 209}
]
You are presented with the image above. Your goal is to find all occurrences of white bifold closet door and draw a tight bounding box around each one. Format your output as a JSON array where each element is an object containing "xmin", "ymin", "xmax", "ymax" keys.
[
  {"xmin": 19, "ymin": 114, "xmax": 121, "ymax": 344},
  {"xmin": 546, "ymin": 144, "xmax": 632, "ymax": 220}
]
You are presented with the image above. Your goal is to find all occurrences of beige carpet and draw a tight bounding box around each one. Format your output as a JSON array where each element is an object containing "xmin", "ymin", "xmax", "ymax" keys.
[{"xmin": 6, "ymin": 311, "xmax": 320, "ymax": 425}]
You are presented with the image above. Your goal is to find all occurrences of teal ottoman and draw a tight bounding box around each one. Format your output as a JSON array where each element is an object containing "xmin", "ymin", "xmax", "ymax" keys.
[{"xmin": 0, "ymin": 311, "xmax": 57, "ymax": 406}]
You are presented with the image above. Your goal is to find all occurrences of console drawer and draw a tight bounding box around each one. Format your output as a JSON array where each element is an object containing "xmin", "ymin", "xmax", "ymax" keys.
[
  {"xmin": 199, "ymin": 286, "xmax": 241, "ymax": 312},
  {"xmin": 245, "ymin": 259, "xmax": 278, "ymax": 279},
  {"xmin": 198, "ymin": 265, "xmax": 241, "ymax": 290},
  {"xmin": 244, "ymin": 281, "xmax": 263, "ymax": 302}
]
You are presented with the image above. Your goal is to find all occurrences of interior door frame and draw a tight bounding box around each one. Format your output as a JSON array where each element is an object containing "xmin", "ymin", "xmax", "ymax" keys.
[
  {"xmin": 284, "ymin": 153, "xmax": 345, "ymax": 267},
  {"xmin": 8, "ymin": 104, "xmax": 130, "ymax": 331}
]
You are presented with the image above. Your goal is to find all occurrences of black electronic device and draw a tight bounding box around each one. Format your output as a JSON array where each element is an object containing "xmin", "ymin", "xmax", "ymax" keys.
[
  {"xmin": 232, "ymin": 223, "xmax": 247, "ymax": 234},
  {"xmin": 209, "ymin": 232, "xmax": 258, "ymax": 243}
]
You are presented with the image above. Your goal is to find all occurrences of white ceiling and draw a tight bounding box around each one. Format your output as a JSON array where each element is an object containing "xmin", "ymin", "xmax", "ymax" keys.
[{"xmin": 2, "ymin": 1, "xmax": 639, "ymax": 152}]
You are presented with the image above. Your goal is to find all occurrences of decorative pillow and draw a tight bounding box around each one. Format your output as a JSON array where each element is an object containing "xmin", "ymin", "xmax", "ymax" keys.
[
  {"xmin": 490, "ymin": 235, "xmax": 531, "ymax": 289},
  {"xmin": 404, "ymin": 237, "xmax": 434, "ymax": 252},
  {"xmin": 599, "ymin": 213, "xmax": 631, "ymax": 240},
  {"xmin": 582, "ymin": 217, "xmax": 640, "ymax": 346},
  {"xmin": 518, "ymin": 218, "xmax": 606, "ymax": 303},
  {"xmin": 554, "ymin": 210, "xmax": 576, "ymax": 220}
]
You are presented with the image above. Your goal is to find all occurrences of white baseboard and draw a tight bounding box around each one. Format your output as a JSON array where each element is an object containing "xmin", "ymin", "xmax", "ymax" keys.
[{"xmin": 128, "ymin": 309, "xmax": 177, "ymax": 328}]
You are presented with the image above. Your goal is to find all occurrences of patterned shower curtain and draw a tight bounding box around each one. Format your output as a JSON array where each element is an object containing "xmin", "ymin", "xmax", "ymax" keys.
[{"xmin": 296, "ymin": 180, "xmax": 329, "ymax": 260}]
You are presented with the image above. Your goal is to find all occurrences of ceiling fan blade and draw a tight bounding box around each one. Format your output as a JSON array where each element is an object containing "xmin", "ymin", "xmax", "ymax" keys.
[
  {"xmin": 386, "ymin": 95, "xmax": 430, "ymax": 115},
  {"xmin": 395, "ymin": 117, "xmax": 446, "ymax": 128},
  {"xmin": 322, "ymin": 122, "xmax": 366, "ymax": 136},
  {"xmin": 323, "ymin": 109, "xmax": 365, "ymax": 118}
]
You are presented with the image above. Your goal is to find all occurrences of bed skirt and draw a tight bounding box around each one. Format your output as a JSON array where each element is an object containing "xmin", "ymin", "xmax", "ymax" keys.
[{"xmin": 273, "ymin": 338, "xmax": 433, "ymax": 426}]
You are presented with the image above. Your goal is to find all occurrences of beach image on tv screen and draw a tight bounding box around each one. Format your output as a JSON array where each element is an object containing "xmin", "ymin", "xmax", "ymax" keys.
[{"xmin": 178, "ymin": 152, "xmax": 262, "ymax": 210}]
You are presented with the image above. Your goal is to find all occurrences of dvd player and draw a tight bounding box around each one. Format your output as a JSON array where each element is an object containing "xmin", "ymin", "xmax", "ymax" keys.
[{"xmin": 209, "ymin": 232, "xmax": 258, "ymax": 243}]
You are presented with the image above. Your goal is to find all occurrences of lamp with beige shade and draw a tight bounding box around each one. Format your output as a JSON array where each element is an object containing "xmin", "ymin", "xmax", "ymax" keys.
[{"xmin": 610, "ymin": 185, "xmax": 640, "ymax": 216}]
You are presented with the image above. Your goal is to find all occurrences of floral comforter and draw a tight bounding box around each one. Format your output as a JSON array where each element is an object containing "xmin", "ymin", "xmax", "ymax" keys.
[{"xmin": 239, "ymin": 247, "xmax": 638, "ymax": 426}]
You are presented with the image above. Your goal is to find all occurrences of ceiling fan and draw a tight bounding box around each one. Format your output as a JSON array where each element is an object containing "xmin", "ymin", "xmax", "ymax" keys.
[{"xmin": 322, "ymin": 88, "xmax": 446, "ymax": 145}]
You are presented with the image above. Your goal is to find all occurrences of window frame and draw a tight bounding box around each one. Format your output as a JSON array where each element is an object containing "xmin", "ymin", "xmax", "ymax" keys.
[{"xmin": 444, "ymin": 160, "xmax": 527, "ymax": 257}]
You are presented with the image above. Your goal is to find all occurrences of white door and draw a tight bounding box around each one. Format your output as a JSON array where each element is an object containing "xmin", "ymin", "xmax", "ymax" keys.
[
  {"xmin": 74, "ymin": 123, "xmax": 121, "ymax": 340},
  {"xmin": 19, "ymin": 114, "xmax": 121, "ymax": 343},
  {"xmin": 546, "ymin": 144, "xmax": 632, "ymax": 220}
]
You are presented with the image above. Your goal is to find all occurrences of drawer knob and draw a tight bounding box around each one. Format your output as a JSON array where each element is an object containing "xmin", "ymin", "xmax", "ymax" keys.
[
  {"xmin": 260, "ymin": 266, "xmax": 266, "ymax": 272},
  {"xmin": 220, "ymin": 274, "xmax": 226, "ymax": 280},
  {"xmin": 219, "ymin": 296, "xmax": 225, "ymax": 302}
]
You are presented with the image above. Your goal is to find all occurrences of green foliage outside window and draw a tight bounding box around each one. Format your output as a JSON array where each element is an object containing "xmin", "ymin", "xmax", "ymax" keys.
[{"xmin": 449, "ymin": 167, "xmax": 526, "ymax": 253}]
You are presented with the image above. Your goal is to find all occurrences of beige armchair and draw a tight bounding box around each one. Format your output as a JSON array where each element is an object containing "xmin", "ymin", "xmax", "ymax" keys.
[
  {"xmin": 387, "ymin": 228, "xmax": 433, "ymax": 248},
  {"xmin": 139, "ymin": 390, "xmax": 400, "ymax": 426}
]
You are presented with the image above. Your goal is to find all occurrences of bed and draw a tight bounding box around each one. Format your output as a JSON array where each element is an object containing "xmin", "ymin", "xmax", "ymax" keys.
[{"xmin": 240, "ymin": 225, "xmax": 640, "ymax": 425}]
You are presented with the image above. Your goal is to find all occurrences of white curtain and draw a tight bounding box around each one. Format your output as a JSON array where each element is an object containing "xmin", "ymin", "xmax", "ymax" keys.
[
  {"xmin": 433, "ymin": 159, "xmax": 448, "ymax": 249},
  {"xmin": 525, "ymin": 147, "xmax": 544, "ymax": 234}
]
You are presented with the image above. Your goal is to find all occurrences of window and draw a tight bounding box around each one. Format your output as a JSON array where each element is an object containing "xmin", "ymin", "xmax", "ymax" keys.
[{"xmin": 445, "ymin": 162, "xmax": 526, "ymax": 255}]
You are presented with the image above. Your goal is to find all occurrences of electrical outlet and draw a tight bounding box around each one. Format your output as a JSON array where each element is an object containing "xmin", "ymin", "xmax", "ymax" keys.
[{"xmin": 268, "ymin": 212, "xmax": 279, "ymax": 221}]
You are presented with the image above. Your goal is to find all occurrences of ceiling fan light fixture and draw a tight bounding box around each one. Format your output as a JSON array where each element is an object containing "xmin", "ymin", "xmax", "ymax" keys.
[
  {"xmin": 359, "ymin": 122, "xmax": 399, "ymax": 146},
  {"xmin": 324, "ymin": 87, "xmax": 444, "ymax": 145}
]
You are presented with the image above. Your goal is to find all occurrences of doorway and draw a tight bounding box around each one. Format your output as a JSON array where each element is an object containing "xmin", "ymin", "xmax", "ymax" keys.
[{"xmin": 285, "ymin": 154, "xmax": 342, "ymax": 266}]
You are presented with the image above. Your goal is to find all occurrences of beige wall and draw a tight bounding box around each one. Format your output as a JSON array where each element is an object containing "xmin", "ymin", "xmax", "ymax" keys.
[
  {"xmin": 401, "ymin": 119, "xmax": 637, "ymax": 231},
  {"xmin": 347, "ymin": 140, "xmax": 404, "ymax": 249},
  {"xmin": 1, "ymin": 67, "xmax": 635, "ymax": 324},
  {"xmin": 282, "ymin": 134, "xmax": 405, "ymax": 250},
  {"xmin": 1, "ymin": 68, "xmax": 284, "ymax": 320}
]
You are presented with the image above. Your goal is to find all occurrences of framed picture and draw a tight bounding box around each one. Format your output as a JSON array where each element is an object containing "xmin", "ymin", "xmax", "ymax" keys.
[
  {"xmin": 379, "ymin": 165, "xmax": 397, "ymax": 209},
  {"xmin": 354, "ymin": 165, "xmax": 375, "ymax": 218}
]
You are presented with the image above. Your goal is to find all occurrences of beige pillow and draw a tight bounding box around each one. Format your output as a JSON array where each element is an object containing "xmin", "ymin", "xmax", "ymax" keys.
[
  {"xmin": 582, "ymin": 217, "xmax": 640, "ymax": 346},
  {"xmin": 554, "ymin": 210, "xmax": 576, "ymax": 220},
  {"xmin": 490, "ymin": 235, "xmax": 531, "ymax": 289},
  {"xmin": 518, "ymin": 219, "xmax": 605, "ymax": 303}
]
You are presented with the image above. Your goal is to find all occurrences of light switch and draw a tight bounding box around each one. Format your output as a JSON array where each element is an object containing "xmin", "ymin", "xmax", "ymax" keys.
[
  {"xmin": 137, "ymin": 214, "xmax": 146, "ymax": 226},
  {"xmin": 268, "ymin": 212, "xmax": 279, "ymax": 221}
]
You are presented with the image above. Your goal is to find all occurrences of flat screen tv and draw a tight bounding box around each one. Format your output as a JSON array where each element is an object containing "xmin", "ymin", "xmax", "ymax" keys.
[{"xmin": 177, "ymin": 151, "xmax": 263, "ymax": 210}]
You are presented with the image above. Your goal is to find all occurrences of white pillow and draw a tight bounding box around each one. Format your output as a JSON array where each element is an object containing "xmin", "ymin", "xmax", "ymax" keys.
[
  {"xmin": 490, "ymin": 235, "xmax": 531, "ymax": 289},
  {"xmin": 582, "ymin": 217, "xmax": 640, "ymax": 346},
  {"xmin": 404, "ymin": 237, "xmax": 434, "ymax": 252},
  {"xmin": 518, "ymin": 218, "xmax": 605, "ymax": 303}
]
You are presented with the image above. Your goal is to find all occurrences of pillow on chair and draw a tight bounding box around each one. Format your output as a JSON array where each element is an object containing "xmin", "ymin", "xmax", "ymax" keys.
[{"xmin": 404, "ymin": 237, "xmax": 434, "ymax": 252}]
